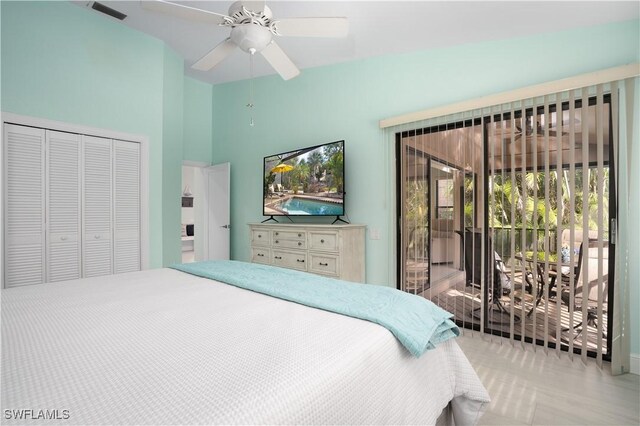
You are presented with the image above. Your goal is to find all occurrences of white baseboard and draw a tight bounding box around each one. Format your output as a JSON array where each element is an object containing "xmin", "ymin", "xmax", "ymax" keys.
[{"xmin": 631, "ymin": 353, "xmax": 639, "ymax": 375}]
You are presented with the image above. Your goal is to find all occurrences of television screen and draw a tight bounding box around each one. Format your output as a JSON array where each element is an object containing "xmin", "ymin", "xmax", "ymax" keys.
[{"xmin": 263, "ymin": 140, "xmax": 344, "ymax": 216}]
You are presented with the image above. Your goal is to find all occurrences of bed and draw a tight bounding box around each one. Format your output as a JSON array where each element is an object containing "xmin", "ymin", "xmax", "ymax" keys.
[{"xmin": 1, "ymin": 261, "xmax": 489, "ymax": 425}]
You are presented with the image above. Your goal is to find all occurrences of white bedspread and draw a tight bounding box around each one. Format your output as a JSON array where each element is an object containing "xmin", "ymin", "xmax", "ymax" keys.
[{"xmin": 1, "ymin": 268, "xmax": 489, "ymax": 425}]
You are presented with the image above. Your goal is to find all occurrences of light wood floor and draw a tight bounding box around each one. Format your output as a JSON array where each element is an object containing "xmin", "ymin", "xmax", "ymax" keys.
[{"xmin": 457, "ymin": 333, "xmax": 640, "ymax": 425}]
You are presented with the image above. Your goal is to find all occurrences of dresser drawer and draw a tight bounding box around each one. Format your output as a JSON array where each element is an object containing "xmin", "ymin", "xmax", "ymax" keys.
[
  {"xmin": 308, "ymin": 231, "xmax": 338, "ymax": 252},
  {"xmin": 251, "ymin": 229, "xmax": 271, "ymax": 246},
  {"xmin": 272, "ymin": 250, "xmax": 307, "ymax": 271},
  {"xmin": 272, "ymin": 229, "xmax": 306, "ymax": 241},
  {"xmin": 309, "ymin": 253, "xmax": 339, "ymax": 277},
  {"xmin": 251, "ymin": 247, "xmax": 270, "ymax": 264},
  {"xmin": 272, "ymin": 238, "xmax": 306, "ymax": 250}
]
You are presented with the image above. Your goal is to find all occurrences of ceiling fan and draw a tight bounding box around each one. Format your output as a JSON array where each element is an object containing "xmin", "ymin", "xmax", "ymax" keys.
[
  {"xmin": 141, "ymin": 0, "xmax": 349, "ymax": 80},
  {"xmin": 512, "ymin": 115, "xmax": 568, "ymax": 141}
]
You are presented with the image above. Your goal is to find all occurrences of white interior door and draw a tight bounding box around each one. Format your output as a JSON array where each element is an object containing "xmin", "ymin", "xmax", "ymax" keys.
[
  {"xmin": 204, "ymin": 162, "xmax": 230, "ymax": 260},
  {"xmin": 46, "ymin": 130, "xmax": 81, "ymax": 282},
  {"xmin": 82, "ymin": 135, "xmax": 113, "ymax": 277},
  {"xmin": 113, "ymin": 140, "xmax": 140, "ymax": 274},
  {"xmin": 3, "ymin": 124, "xmax": 45, "ymax": 287}
]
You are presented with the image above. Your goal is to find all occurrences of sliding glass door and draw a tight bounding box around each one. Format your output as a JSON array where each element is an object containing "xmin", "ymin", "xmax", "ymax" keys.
[{"xmin": 397, "ymin": 90, "xmax": 615, "ymax": 362}]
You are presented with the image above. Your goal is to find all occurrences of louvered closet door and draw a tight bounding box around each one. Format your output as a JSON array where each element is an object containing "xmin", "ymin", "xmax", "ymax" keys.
[
  {"xmin": 82, "ymin": 135, "xmax": 113, "ymax": 277},
  {"xmin": 113, "ymin": 140, "xmax": 140, "ymax": 273},
  {"xmin": 3, "ymin": 124, "xmax": 45, "ymax": 287},
  {"xmin": 46, "ymin": 130, "xmax": 81, "ymax": 282}
]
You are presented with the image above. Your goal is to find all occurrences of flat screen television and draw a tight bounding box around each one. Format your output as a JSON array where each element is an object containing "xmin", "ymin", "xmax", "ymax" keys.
[{"xmin": 263, "ymin": 140, "xmax": 344, "ymax": 217}]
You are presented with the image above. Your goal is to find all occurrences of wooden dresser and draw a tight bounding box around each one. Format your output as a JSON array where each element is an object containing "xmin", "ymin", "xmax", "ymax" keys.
[{"xmin": 248, "ymin": 223, "xmax": 366, "ymax": 283}]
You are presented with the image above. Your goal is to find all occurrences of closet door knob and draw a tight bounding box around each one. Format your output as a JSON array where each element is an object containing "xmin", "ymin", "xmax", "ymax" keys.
[
  {"xmin": 94, "ymin": 235, "xmax": 101, "ymax": 239},
  {"xmin": 60, "ymin": 236, "xmax": 67, "ymax": 241}
]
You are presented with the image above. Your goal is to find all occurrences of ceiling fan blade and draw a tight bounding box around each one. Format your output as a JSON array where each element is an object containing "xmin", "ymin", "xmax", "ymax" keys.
[
  {"xmin": 192, "ymin": 39, "xmax": 237, "ymax": 71},
  {"xmin": 141, "ymin": 0, "xmax": 229, "ymax": 25},
  {"xmin": 260, "ymin": 41, "xmax": 300, "ymax": 80},
  {"xmin": 273, "ymin": 17, "xmax": 349, "ymax": 38}
]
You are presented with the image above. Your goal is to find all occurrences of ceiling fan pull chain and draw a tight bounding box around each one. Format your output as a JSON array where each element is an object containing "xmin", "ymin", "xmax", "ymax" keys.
[{"xmin": 247, "ymin": 49, "xmax": 255, "ymax": 127}]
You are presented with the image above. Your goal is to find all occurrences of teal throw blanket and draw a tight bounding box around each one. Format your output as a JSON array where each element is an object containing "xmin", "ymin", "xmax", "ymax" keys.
[{"xmin": 170, "ymin": 260, "xmax": 459, "ymax": 357}]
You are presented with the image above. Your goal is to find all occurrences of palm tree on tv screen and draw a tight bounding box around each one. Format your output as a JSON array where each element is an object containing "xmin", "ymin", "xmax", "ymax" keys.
[
  {"xmin": 326, "ymin": 152, "xmax": 344, "ymax": 193},
  {"xmin": 308, "ymin": 151, "xmax": 323, "ymax": 182}
]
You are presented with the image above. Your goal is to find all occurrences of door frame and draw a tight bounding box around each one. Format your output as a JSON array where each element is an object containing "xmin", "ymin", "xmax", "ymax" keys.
[{"xmin": 1, "ymin": 112, "xmax": 150, "ymax": 287}]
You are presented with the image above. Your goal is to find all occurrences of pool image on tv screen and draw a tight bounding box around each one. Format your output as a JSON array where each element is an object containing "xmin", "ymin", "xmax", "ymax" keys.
[{"xmin": 263, "ymin": 140, "xmax": 344, "ymax": 217}]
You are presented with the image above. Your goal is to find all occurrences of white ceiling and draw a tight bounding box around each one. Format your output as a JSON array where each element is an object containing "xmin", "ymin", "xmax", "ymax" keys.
[{"xmin": 74, "ymin": 1, "xmax": 639, "ymax": 85}]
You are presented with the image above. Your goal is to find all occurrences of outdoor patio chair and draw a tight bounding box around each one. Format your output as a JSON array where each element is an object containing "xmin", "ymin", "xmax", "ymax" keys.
[
  {"xmin": 461, "ymin": 228, "xmax": 520, "ymax": 324},
  {"xmin": 560, "ymin": 240, "xmax": 608, "ymax": 342},
  {"xmin": 558, "ymin": 228, "xmax": 598, "ymax": 293},
  {"xmin": 559, "ymin": 240, "xmax": 585, "ymax": 298},
  {"xmin": 518, "ymin": 257, "xmax": 558, "ymax": 318}
]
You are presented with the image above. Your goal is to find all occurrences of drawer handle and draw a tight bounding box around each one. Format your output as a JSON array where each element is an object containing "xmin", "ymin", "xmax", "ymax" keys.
[
  {"xmin": 60, "ymin": 236, "xmax": 67, "ymax": 241},
  {"xmin": 320, "ymin": 239, "xmax": 325, "ymax": 243},
  {"xmin": 297, "ymin": 259, "xmax": 305, "ymax": 263},
  {"xmin": 319, "ymin": 262, "xmax": 328, "ymax": 266},
  {"xmin": 257, "ymin": 253, "xmax": 264, "ymax": 257},
  {"xmin": 258, "ymin": 234, "xmax": 262, "ymax": 238},
  {"xmin": 276, "ymin": 232, "xmax": 279, "ymax": 236},
  {"xmin": 274, "ymin": 256, "xmax": 282, "ymax": 260},
  {"xmin": 298, "ymin": 233, "xmax": 302, "ymax": 237},
  {"xmin": 275, "ymin": 240, "xmax": 279, "ymax": 244},
  {"xmin": 94, "ymin": 235, "xmax": 101, "ymax": 239},
  {"xmin": 297, "ymin": 242, "xmax": 302, "ymax": 246}
]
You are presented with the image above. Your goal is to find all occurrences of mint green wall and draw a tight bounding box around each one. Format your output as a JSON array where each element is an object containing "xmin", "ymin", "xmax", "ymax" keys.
[
  {"xmin": 211, "ymin": 20, "xmax": 639, "ymax": 349},
  {"xmin": 1, "ymin": 1, "xmax": 184, "ymax": 268},
  {"xmin": 162, "ymin": 46, "xmax": 184, "ymax": 266},
  {"xmin": 183, "ymin": 77, "xmax": 213, "ymax": 163}
]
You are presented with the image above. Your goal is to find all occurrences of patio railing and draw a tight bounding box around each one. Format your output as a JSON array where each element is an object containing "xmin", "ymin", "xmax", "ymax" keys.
[{"xmin": 491, "ymin": 226, "xmax": 557, "ymax": 264}]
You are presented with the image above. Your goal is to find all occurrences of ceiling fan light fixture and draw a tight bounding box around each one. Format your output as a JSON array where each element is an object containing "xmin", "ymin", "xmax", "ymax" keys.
[
  {"xmin": 144, "ymin": 0, "xmax": 348, "ymax": 80},
  {"xmin": 230, "ymin": 24, "xmax": 272, "ymax": 53}
]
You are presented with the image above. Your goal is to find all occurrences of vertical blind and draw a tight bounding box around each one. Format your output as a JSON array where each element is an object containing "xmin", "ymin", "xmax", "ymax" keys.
[{"xmin": 385, "ymin": 75, "xmax": 637, "ymax": 372}]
